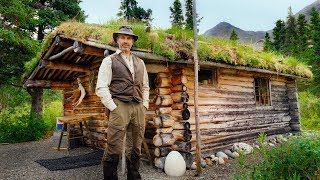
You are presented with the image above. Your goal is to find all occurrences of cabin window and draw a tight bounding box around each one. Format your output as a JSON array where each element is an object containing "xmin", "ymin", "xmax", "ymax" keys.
[
  {"xmin": 148, "ymin": 73, "xmax": 157, "ymax": 90},
  {"xmin": 254, "ymin": 78, "xmax": 271, "ymax": 106},
  {"xmin": 198, "ymin": 68, "xmax": 218, "ymax": 86}
]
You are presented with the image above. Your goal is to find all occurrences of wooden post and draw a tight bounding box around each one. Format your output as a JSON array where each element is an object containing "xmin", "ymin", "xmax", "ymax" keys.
[{"xmin": 192, "ymin": 0, "xmax": 202, "ymax": 175}]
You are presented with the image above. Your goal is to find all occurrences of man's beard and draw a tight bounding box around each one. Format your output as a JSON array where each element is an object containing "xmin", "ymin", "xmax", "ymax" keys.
[{"xmin": 119, "ymin": 44, "xmax": 131, "ymax": 52}]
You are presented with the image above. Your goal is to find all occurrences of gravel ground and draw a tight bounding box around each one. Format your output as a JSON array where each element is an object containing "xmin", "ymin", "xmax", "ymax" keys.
[{"xmin": 0, "ymin": 136, "xmax": 239, "ymax": 180}]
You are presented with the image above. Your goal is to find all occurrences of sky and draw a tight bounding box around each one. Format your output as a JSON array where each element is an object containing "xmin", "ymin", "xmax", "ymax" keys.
[{"xmin": 80, "ymin": 0, "xmax": 316, "ymax": 34}]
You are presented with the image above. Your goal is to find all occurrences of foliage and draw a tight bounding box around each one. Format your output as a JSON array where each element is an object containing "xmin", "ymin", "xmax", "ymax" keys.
[
  {"xmin": 230, "ymin": 29, "xmax": 239, "ymax": 41},
  {"xmin": 170, "ymin": 0, "xmax": 184, "ymax": 28},
  {"xmin": 283, "ymin": 7, "xmax": 297, "ymax": 55},
  {"xmin": 0, "ymin": 87, "xmax": 62, "ymax": 143},
  {"xmin": 296, "ymin": 14, "xmax": 309, "ymax": 55},
  {"xmin": 299, "ymin": 91, "xmax": 320, "ymax": 131},
  {"xmin": 117, "ymin": 0, "xmax": 152, "ymax": 24},
  {"xmin": 30, "ymin": 21, "xmax": 313, "ymax": 79},
  {"xmin": 263, "ymin": 33, "xmax": 273, "ymax": 52},
  {"xmin": 248, "ymin": 134, "xmax": 320, "ymax": 179},
  {"xmin": 184, "ymin": 0, "xmax": 202, "ymax": 30},
  {"xmin": 272, "ymin": 20, "xmax": 286, "ymax": 52},
  {"xmin": 0, "ymin": 104, "xmax": 48, "ymax": 143}
]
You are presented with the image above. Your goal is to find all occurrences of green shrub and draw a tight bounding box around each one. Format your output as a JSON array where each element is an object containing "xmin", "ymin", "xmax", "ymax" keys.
[
  {"xmin": 299, "ymin": 91, "xmax": 320, "ymax": 131},
  {"xmin": 43, "ymin": 100, "xmax": 62, "ymax": 132},
  {"xmin": 248, "ymin": 134, "xmax": 320, "ymax": 179},
  {"xmin": 0, "ymin": 104, "xmax": 48, "ymax": 143}
]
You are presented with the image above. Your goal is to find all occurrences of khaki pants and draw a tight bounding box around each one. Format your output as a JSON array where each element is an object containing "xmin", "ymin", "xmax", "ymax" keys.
[{"xmin": 103, "ymin": 98, "xmax": 146, "ymax": 160}]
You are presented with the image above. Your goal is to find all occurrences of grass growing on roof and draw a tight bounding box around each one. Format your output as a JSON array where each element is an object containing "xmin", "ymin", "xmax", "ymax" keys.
[{"xmin": 37, "ymin": 20, "xmax": 312, "ymax": 78}]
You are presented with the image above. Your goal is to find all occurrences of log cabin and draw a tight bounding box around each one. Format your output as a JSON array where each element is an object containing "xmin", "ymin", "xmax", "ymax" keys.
[{"xmin": 23, "ymin": 21, "xmax": 312, "ymax": 168}]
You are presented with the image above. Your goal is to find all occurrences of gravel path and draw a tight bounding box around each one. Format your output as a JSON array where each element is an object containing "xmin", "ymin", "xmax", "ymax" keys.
[{"xmin": 0, "ymin": 137, "xmax": 239, "ymax": 180}]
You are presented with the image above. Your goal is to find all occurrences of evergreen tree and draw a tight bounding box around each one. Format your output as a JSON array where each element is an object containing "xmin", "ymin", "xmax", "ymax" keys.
[
  {"xmin": 117, "ymin": 0, "xmax": 152, "ymax": 24},
  {"xmin": 0, "ymin": 0, "xmax": 85, "ymax": 115},
  {"xmin": 283, "ymin": 7, "xmax": 297, "ymax": 55},
  {"xmin": 296, "ymin": 14, "xmax": 309, "ymax": 55},
  {"xmin": 230, "ymin": 29, "xmax": 239, "ymax": 41},
  {"xmin": 263, "ymin": 32, "xmax": 273, "ymax": 51},
  {"xmin": 310, "ymin": 7, "xmax": 320, "ymax": 61},
  {"xmin": 185, "ymin": 0, "xmax": 193, "ymax": 29},
  {"xmin": 170, "ymin": 0, "xmax": 184, "ymax": 28},
  {"xmin": 273, "ymin": 20, "xmax": 286, "ymax": 52}
]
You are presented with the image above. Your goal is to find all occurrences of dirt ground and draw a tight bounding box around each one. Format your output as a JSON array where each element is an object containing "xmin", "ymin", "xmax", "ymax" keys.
[{"xmin": 0, "ymin": 136, "xmax": 242, "ymax": 180}]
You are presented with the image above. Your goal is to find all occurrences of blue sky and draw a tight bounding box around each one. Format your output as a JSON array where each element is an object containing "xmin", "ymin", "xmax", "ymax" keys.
[{"xmin": 80, "ymin": 0, "xmax": 316, "ymax": 33}]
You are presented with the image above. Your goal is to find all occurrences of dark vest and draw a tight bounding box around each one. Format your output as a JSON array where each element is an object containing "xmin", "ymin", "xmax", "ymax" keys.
[{"xmin": 109, "ymin": 53, "xmax": 144, "ymax": 102}]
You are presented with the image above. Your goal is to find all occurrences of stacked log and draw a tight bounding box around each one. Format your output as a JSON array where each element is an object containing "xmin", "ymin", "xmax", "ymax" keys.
[
  {"xmin": 169, "ymin": 65, "xmax": 194, "ymax": 168},
  {"xmin": 153, "ymin": 72, "xmax": 176, "ymax": 169}
]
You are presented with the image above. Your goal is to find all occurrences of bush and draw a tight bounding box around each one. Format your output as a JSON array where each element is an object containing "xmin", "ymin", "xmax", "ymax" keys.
[
  {"xmin": 0, "ymin": 104, "xmax": 48, "ymax": 143},
  {"xmin": 248, "ymin": 134, "xmax": 320, "ymax": 179},
  {"xmin": 43, "ymin": 100, "xmax": 62, "ymax": 132},
  {"xmin": 299, "ymin": 91, "xmax": 320, "ymax": 131}
]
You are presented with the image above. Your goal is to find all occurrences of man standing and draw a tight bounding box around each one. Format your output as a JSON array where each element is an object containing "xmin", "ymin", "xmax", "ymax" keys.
[{"xmin": 96, "ymin": 26, "xmax": 149, "ymax": 180}]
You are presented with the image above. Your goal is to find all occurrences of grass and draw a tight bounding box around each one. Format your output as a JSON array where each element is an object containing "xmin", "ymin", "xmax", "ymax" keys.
[
  {"xmin": 32, "ymin": 20, "xmax": 312, "ymax": 79},
  {"xmin": 299, "ymin": 91, "xmax": 320, "ymax": 131},
  {"xmin": 235, "ymin": 132, "xmax": 320, "ymax": 180}
]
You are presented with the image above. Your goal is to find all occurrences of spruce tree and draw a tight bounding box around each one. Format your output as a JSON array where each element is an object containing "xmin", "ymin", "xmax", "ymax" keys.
[
  {"xmin": 118, "ymin": 0, "xmax": 152, "ymax": 24},
  {"xmin": 263, "ymin": 32, "xmax": 273, "ymax": 52},
  {"xmin": 273, "ymin": 20, "xmax": 286, "ymax": 52},
  {"xmin": 310, "ymin": 7, "xmax": 320, "ymax": 61},
  {"xmin": 170, "ymin": 0, "xmax": 184, "ymax": 28},
  {"xmin": 230, "ymin": 29, "xmax": 239, "ymax": 41},
  {"xmin": 284, "ymin": 7, "xmax": 297, "ymax": 55},
  {"xmin": 296, "ymin": 14, "xmax": 309, "ymax": 55},
  {"xmin": 185, "ymin": 0, "xmax": 193, "ymax": 30}
]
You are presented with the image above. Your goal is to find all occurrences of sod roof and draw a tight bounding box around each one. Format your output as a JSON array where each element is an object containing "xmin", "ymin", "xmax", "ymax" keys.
[{"xmin": 40, "ymin": 21, "xmax": 312, "ymax": 78}]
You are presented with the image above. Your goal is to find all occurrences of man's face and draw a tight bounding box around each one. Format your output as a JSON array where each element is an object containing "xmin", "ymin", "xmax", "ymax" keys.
[{"xmin": 117, "ymin": 34, "xmax": 134, "ymax": 53}]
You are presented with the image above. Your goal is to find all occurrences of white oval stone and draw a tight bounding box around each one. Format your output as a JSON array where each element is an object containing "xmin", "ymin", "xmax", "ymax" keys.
[
  {"xmin": 216, "ymin": 151, "xmax": 229, "ymax": 159},
  {"xmin": 164, "ymin": 151, "xmax": 186, "ymax": 177},
  {"xmin": 223, "ymin": 149, "xmax": 235, "ymax": 158},
  {"xmin": 218, "ymin": 157, "xmax": 225, "ymax": 165}
]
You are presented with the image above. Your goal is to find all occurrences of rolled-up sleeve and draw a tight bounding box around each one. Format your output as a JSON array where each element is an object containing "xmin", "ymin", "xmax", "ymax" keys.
[
  {"xmin": 141, "ymin": 60, "xmax": 150, "ymax": 109},
  {"xmin": 96, "ymin": 57, "xmax": 117, "ymax": 111}
]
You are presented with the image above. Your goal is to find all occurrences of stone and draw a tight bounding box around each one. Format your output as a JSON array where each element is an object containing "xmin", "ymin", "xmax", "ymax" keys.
[
  {"xmin": 232, "ymin": 152, "xmax": 240, "ymax": 158},
  {"xmin": 269, "ymin": 138, "xmax": 277, "ymax": 144},
  {"xmin": 218, "ymin": 157, "xmax": 225, "ymax": 165},
  {"xmin": 205, "ymin": 158, "xmax": 213, "ymax": 166},
  {"xmin": 164, "ymin": 151, "xmax": 186, "ymax": 177},
  {"xmin": 268, "ymin": 143, "xmax": 275, "ymax": 147},
  {"xmin": 201, "ymin": 159, "xmax": 207, "ymax": 168},
  {"xmin": 223, "ymin": 149, "xmax": 235, "ymax": 158},
  {"xmin": 216, "ymin": 151, "xmax": 229, "ymax": 159},
  {"xmin": 254, "ymin": 144, "xmax": 260, "ymax": 149},
  {"xmin": 213, "ymin": 157, "xmax": 219, "ymax": 165},
  {"xmin": 210, "ymin": 155, "xmax": 215, "ymax": 159},
  {"xmin": 191, "ymin": 162, "xmax": 197, "ymax": 170},
  {"xmin": 233, "ymin": 142, "xmax": 253, "ymax": 154}
]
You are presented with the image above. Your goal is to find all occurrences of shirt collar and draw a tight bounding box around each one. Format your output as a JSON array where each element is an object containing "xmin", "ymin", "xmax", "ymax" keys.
[{"xmin": 116, "ymin": 49, "xmax": 132, "ymax": 59}]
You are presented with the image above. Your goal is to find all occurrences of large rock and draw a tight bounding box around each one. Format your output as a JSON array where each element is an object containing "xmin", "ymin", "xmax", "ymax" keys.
[
  {"xmin": 233, "ymin": 142, "xmax": 253, "ymax": 154},
  {"xmin": 223, "ymin": 149, "xmax": 235, "ymax": 158},
  {"xmin": 164, "ymin": 151, "xmax": 186, "ymax": 177},
  {"xmin": 216, "ymin": 151, "xmax": 228, "ymax": 159}
]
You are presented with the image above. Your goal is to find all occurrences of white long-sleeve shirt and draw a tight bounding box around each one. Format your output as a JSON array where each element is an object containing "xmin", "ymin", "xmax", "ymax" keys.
[{"xmin": 96, "ymin": 49, "xmax": 149, "ymax": 111}]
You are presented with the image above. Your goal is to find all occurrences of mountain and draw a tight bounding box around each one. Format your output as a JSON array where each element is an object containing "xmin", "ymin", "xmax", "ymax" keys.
[
  {"xmin": 203, "ymin": 22, "xmax": 266, "ymax": 43},
  {"xmin": 203, "ymin": 1, "xmax": 320, "ymax": 44}
]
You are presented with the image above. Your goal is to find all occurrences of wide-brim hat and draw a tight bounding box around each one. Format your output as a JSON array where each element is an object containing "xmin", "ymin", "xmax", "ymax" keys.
[{"xmin": 113, "ymin": 25, "xmax": 138, "ymax": 43}]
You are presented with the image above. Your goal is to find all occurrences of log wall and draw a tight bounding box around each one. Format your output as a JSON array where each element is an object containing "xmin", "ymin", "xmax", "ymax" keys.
[{"xmin": 60, "ymin": 61, "xmax": 300, "ymax": 168}]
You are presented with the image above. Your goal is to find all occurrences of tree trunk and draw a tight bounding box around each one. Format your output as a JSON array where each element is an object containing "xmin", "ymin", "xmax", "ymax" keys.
[{"xmin": 27, "ymin": 88, "xmax": 43, "ymax": 116}]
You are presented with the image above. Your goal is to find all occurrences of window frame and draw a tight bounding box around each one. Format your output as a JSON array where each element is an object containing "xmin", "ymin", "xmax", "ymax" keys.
[
  {"xmin": 198, "ymin": 68, "xmax": 218, "ymax": 87},
  {"xmin": 254, "ymin": 77, "xmax": 271, "ymax": 106}
]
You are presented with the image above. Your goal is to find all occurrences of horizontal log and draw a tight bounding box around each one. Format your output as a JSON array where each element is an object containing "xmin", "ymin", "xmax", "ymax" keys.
[
  {"xmin": 156, "ymin": 127, "xmax": 173, "ymax": 134},
  {"xmin": 172, "ymin": 141, "xmax": 191, "ymax": 152},
  {"xmin": 155, "ymin": 95, "xmax": 173, "ymax": 106},
  {"xmin": 171, "ymin": 92, "xmax": 189, "ymax": 103},
  {"xmin": 154, "ymin": 157, "xmax": 166, "ymax": 169},
  {"xmin": 172, "ymin": 129, "xmax": 192, "ymax": 142},
  {"xmin": 83, "ymin": 131, "xmax": 107, "ymax": 141},
  {"xmin": 153, "ymin": 114, "xmax": 176, "ymax": 128},
  {"xmin": 88, "ymin": 127, "xmax": 107, "ymax": 133},
  {"xmin": 73, "ymin": 41, "xmax": 105, "ymax": 57},
  {"xmin": 171, "ymin": 103, "xmax": 188, "ymax": 110},
  {"xmin": 156, "ymin": 88, "xmax": 172, "ymax": 95},
  {"xmin": 171, "ymin": 75, "xmax": 188, "ymax": 85},
  {"xmin": 170, "ymin": 68, "xmax": 194, "ymax": 76},
  {"xmin": 145, "ymin": 64, "xmax": 170, "ymax": 73},
  {"xmin": 155, "ymin": 77, "xmax": 171, "ymax": 88},
  {"xmin": 218, "ymin": 79, "xmax": 253, "ymax": 88},
  {"xmin": 87, "ymin": 120, "xmax": 107, "ymax": 127},
  {"xmin": 155, "ymin": 107, "xmax": 172, "ymax": 115},
  {"xmin": 171, "ymin": 84, "xmax": 187, "ymax": 93},
  {"xmin": 172, "ymin": 121, "xmax": 191, "ymax": 130},
  {"xmin": 219, "ymin": 74, "xmax": 253, "ymax": 82},
  {"xmin": 154, "ymin": 147, "xmax": 172, "ymax": 157},
  {"xmin": 40, "ymin": 59, "xmax": 90, "ymax": 72},
  {"xmin": 153, "ymin": 133, "xmax": 175, "ymax": 147},
  {"xmin": 24, "ymin": 80, "xmax": 72, "ymax": 89},
  {"xmin": 156, "ymin": 72, "xmax": 171, "ymax": 78}
]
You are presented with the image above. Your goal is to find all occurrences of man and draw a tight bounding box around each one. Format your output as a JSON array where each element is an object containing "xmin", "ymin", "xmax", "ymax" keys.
[{"xmin": 96, "ymin": 26, "xmax": 149, "ymax": 180}]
